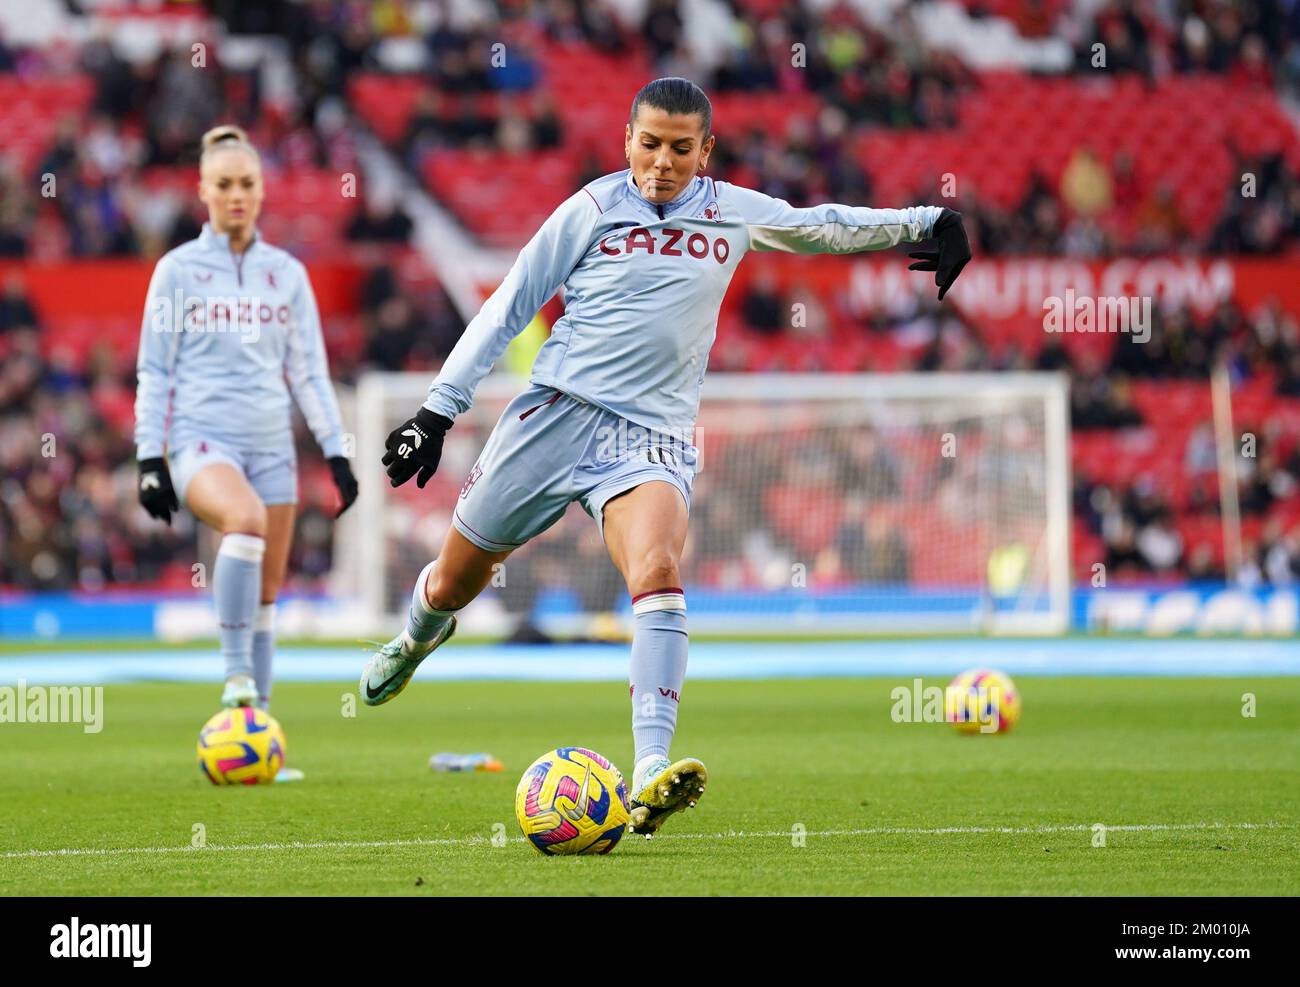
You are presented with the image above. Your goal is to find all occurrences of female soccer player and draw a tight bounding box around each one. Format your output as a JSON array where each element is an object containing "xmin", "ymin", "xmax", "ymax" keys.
[
  {"xmin": 361, "ymin": 78, "xmax": 970, "ymax": 835},
  {"xmin": 134, "ymin": 126, "xmax": 357, "ymax": 755}
]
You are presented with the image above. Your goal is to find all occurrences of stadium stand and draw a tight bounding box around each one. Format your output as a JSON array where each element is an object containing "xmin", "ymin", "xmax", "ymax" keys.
[{"xmin": 3, "ymin": 0, "xmax": 1300, "ymax": 593}]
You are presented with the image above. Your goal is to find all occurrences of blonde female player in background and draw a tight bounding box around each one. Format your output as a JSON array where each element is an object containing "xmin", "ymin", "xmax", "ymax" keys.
[
  {"xmin": 134, "ymin": 126, "xmax": 357, "ymax": 781},
  {"xmin": 362, "ymin": 78, "xmax": 971, "ymax": 833}
]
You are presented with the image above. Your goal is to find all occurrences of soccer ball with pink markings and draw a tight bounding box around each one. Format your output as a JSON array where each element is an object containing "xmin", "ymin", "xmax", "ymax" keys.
[
  {"xmin": 197, "ymin": 707, "xmax": 286, "ymax": 785},
  {"xmin": 515, "ymin": 747, "xmax": 630, "ymax": 855},
  {"xmin": 945, "ymin": 668, "xmax": 1022, "ymax": 735}
]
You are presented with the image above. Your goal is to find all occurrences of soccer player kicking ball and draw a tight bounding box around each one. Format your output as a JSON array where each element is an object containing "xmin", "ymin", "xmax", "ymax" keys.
[{"xmin": 360, "ymin": 78, "xmax": 971, "ymax": 837}]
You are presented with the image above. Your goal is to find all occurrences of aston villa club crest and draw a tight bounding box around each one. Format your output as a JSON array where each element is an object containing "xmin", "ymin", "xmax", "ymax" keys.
[
  {"xmin": 701, "ymin": 201, "xmax": 722, "ymax": 222},
  {"xmin": 459, "ymin": 463, "xmax": 483, "ymax": 499}
]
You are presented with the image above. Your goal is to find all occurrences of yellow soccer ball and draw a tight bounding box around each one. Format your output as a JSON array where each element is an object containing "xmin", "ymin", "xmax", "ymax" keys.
[
  {"xmin": 197, "ymin": 707, "xmax": 287, "ymax": 785},
  {"xmin": 945, "ymin": 669, "xmax": 1021, "ymax": 735},
  {"xmin": 515, "ymin": 747, "xmax": 630, "ymax": 855}
]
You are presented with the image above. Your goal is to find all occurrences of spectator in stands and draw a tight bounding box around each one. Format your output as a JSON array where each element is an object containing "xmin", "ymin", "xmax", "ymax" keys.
[
  {"xmin": 1236, "ymin": 438, "xmax": 1289, "ymax": 516},
  {"xmin": 346, "ymin": 192, "xmax": 414, "ymax": 243},
  {"xmin": 1276, "ymin": 350, "xmax": 1300, "ymax": 396},
  {"xmin": 1013, "ymin": 0, "xmax": 1056, "ymax": 38},
  {"xmin": 1231, "ymin": 33, "xmax": 1274, "ymax": 88},
  {"xmin": 364, "ymin": 295, "xmax": 426, "ymax": 371},
  {"xmin": 449, "ymin": 93, "xmax": 496, "ymax": 144},
  {"xmin": 431, "ymin": 30, "xmax": 491, "ymax": 92},
  {"xmin": 0, "ymin": 272, "xmax": 36, "ymax": 333},
  {"xmin": 1035, "ymin": 338, "xmax": 1073, "ymax": 372},
  {"xmin": 1186, "ymin": 543, "xmax": 1224, "ymax": 582},
  {"xmin": 1060, "ymin": 147, "xmax": 1113, "ymax": 220},
  {"xmin": 402, "ymin": 88, "xmax": 452, "ymax": 166},
  {"xmin": 643, "ymin": 0, "xmax": 684, "ymax": 62},
  {"xmin": 0, "ymin": 323, "xmax": 41, "ymax": 413},
  {"xmin": 1262, "ymin": 524, "xmax": 1300, "ymax": 586},
  {"xmin": 1071, "ymin": 371, "xmax": 1144, "ymax": 429},
  {"xmin": 1136, "ymin": 508, "xmax": 1184, "ymax": 573},
  {"xmin": 1184, "ymin": 422, "xmax": 1219, "ymax": 477},
  {"xmin": 67, "ymin": 163, "xmax": 138, "ymax": 257},
  {"xmin": 1110, "ymin": 150, "xmax": 1142, "ymax": 217},
  {"xmin": 1132, "ymin": 182, "xmax": 1188, "ymax": 254},
  {"xmin": 528, "ymin": 91, "xmax": 562, "ymax": 148},
  {"xmin": 838, "ymin": 509, "xmax": 910, "ymax": 584},
  {"xmin": 1104, "ymin": 519, "xmax": 1147, "ymax": 577},
  {"xmin": 0, "ymin": 153, "xmax": 33, "ymax": 257},
  {"xmin": 740, "ymin": 280, "xmax": 787, "ymax": 336},
  {"xmin": 840, "ymin": 429, "xmax": 901, "ymax": 501}
]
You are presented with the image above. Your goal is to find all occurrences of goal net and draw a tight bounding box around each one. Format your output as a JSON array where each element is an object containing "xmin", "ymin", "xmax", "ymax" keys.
[{"xmin": 344, "ymin": 372, "xmax": 1070, "ymax": 636}]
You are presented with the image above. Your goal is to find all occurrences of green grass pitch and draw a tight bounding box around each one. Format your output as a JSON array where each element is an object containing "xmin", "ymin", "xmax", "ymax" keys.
[{"xmin": 2, "ymin": 676, "xmax": 1298, "ymax": 895}]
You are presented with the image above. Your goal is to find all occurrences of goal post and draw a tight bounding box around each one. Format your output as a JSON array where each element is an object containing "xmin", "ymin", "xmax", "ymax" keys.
[{"xmin": 347, "ymin": 372, "xmax": 1072, "ymax": 637}]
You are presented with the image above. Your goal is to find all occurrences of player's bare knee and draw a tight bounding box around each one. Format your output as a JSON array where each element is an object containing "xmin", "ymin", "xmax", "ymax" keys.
[
  {"xmin": 223, "ymin": 501, "xmax": 267, "ymax": 537},
  {"xmin": 631, "ymin": 552, "xmax": 680, "ymax": 595}
]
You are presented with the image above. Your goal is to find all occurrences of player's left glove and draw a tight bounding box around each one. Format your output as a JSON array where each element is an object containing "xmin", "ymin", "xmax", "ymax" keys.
[
  {"xmin": 328, "ymin": 456, "xmax": 358, "ymax": 517},
  {"xmin": 908, "ymin": 208, "xmax": 971, "ymax": 301},
  {"xmin": 382, "ymin": 407, "xmax": 453, "ymax": 489},
  {"xmin": 137, "ymin": 457, "xmax": 179, "ymax": 525}
]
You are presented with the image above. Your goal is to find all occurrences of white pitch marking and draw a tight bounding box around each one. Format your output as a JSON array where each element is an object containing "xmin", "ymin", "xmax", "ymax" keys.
[{"xmin": 0, "ymin": 821, "xmax": 1287, "ymax": 861}]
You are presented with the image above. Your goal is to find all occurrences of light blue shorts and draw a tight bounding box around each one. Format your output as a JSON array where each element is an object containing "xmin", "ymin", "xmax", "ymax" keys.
[
  {"xmin": 169, "ymin": 437, "xmax": 298, "ymax": 506},
  {"xmin": 452, "ymin": 384, "xmax": 697, "ymax": 552}
]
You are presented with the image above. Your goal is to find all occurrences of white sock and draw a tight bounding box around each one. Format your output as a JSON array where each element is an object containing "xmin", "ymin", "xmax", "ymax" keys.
[{"xmin": 401, "ymin": 560, "xmax": 457, "ymax": 656}]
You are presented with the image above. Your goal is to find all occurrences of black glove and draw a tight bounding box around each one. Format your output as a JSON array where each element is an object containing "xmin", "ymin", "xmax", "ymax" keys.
[
  {"xmin": 908, "ymin": 208, "xmax": 972, "ymax": 301},
  {"xmin": 382, "ymin": 407, "xmax": 453, "ymax": 489},
  {"xmin": 138, "ymin": 457, "xmax": 179, "ymax": 524},
  {"xmin": 328, "ymin": 456, "xmax": 358, "ymax": 517}
]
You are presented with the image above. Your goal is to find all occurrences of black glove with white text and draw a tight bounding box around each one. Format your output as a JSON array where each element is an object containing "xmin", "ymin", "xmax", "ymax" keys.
[{"xmin": 382, "ymin": 407, "xmax": 453, "ymax": 489}]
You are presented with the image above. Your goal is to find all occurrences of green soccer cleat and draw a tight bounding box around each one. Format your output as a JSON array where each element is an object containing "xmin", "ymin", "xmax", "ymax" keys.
[
  {"xmin": 221, "ymin": 674, "xmax": 257, "ymax": 708},
  {"xmin": 358, "ymin": 617, "xmax": 456, "ymax": 707},
  {"xmin": 627, "ymin": 756, "xmax": 707, "ymax": 839}
]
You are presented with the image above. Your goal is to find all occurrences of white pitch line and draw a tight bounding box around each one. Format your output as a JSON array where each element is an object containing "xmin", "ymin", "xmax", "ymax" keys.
[{"xmin": 1, "ymin": 821, "xmax": 1288, "ymax": 861}]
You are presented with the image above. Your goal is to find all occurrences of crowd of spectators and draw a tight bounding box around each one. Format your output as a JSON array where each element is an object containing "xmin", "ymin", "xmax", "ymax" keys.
[
  {"xmin": 726, "ymin": 272, "xmax": 1300, "ymax": 585},
  {"xmin": 3, "ymin": 0, "xmax": 1300, "ymax": 594},
  {"xmin": 1070, "ymin": 0, "xmax": 1300, "ymax": 96},
  {"xmin": 1075, "ymin": 418, "xmax": 1300, "ymax": 586},
  {"xmin": 0, "ymin": 3, "xmax": 461, "ymax": 591},
  {"xmin": 314, "ymin": 0, "xmax": 1300, "ymax": 259},
  {"xmin": 3, "ymin": 1, "xmax": 1300, "ymax": 264}
]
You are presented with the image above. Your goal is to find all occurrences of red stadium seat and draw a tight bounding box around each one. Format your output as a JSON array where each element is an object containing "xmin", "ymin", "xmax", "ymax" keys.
[{"xmin": 0, "ymin": 75, "xmax": 94, "ymax": 174}]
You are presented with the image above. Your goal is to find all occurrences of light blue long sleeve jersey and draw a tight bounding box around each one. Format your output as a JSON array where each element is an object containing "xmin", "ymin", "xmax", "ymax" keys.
[
  {"xmin": 423, "ymin": 169, "xmax": 944, "ymax": 433},
  {"xmin": 134, "ymin": 223, "xmax": 347, "ymax": 460}
]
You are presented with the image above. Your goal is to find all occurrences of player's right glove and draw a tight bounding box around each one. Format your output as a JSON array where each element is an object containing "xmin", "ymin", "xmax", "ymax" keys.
[
  {"xmin": 908, "ymin": 208, "xmax": 972, "ymax": 301},
  {"xmin": 138, "ymin": 457, "xmax": 179, "ymax": 525},
  {"xmin": 328, "ymin": 456, "xmax": 359, "ymax": 516},
  {"xmin": 382, "ymin": 407, "xmax": 453, "ymax": 489}
]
